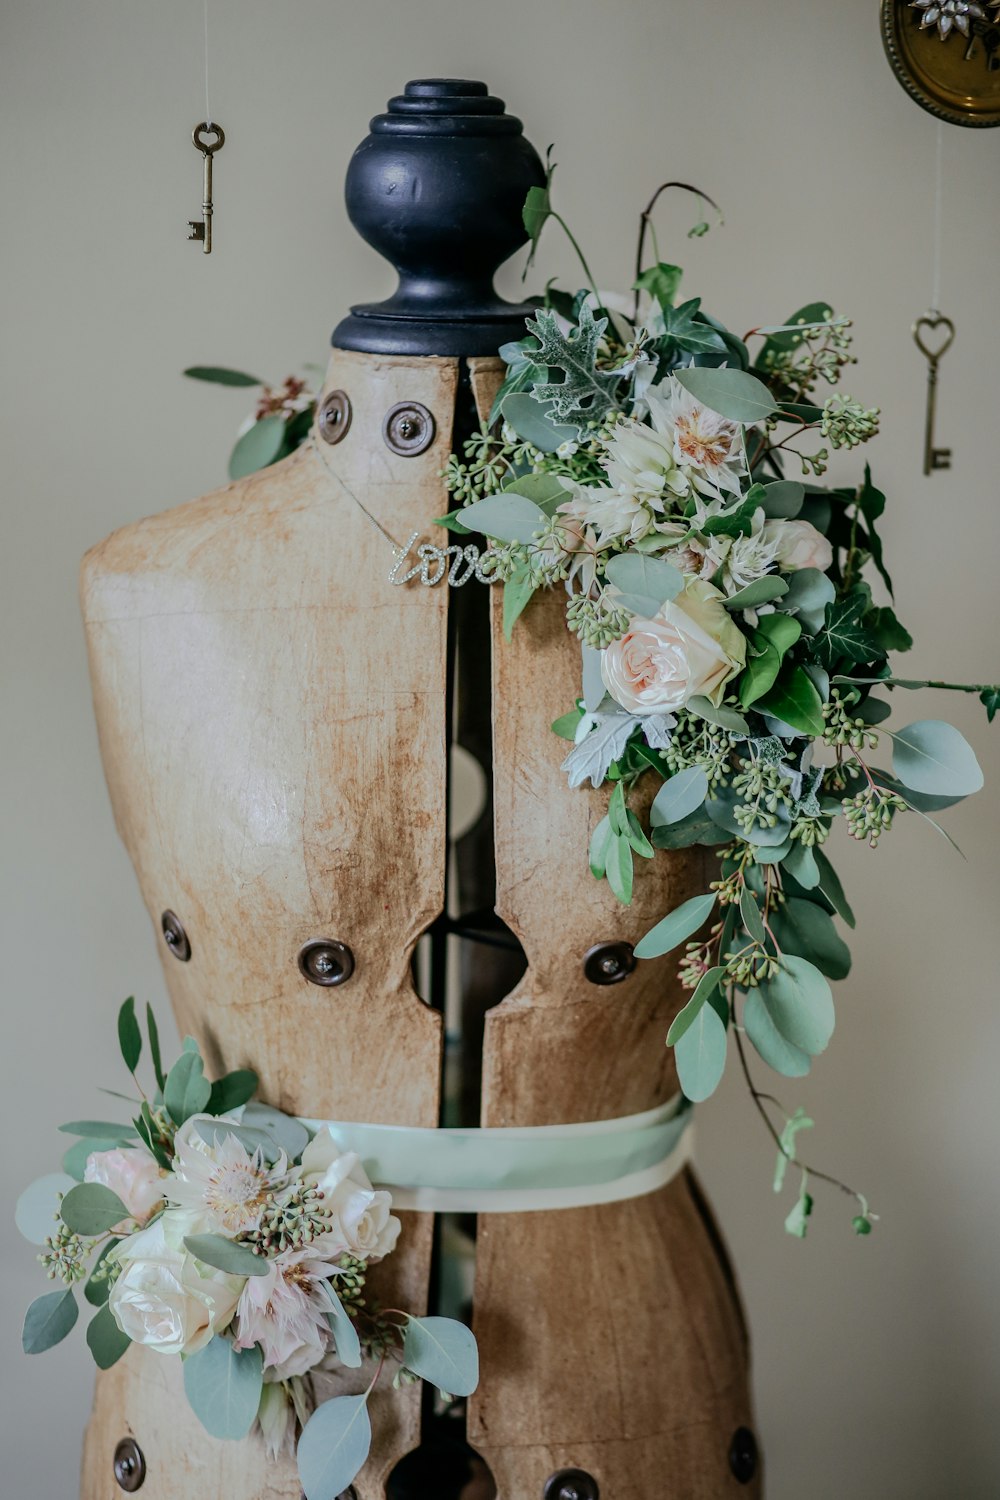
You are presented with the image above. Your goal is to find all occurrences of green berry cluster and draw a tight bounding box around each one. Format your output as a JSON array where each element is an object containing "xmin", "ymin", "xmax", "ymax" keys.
[{"xmin": 843, "ymin": 784, "xmax": 906, "ymax": 847}]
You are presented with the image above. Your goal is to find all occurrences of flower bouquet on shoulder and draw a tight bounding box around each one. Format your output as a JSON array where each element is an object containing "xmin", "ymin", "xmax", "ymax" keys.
[{"xmin": 16, "ymin": 1000, "xmax": 477, "ymax": 1500}]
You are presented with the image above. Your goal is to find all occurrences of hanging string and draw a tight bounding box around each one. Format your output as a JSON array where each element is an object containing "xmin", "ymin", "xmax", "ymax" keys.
[
  {"xmin": 202, "ymin": 0, "xmax": 212, "ymax": 128},
  {"xmin": 930, "ymin": 118, "xmax": 944, "ymax": 314}
]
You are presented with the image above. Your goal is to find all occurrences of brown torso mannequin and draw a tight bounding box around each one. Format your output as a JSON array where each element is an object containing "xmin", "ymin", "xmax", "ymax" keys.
[{"xmin": 77, "ymin": 78, "xmax": 759, "ymax": 1500}]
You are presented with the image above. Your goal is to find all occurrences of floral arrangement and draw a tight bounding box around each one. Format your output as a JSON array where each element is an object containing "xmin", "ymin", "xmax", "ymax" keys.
[
  {"xmin": 17, "ymin": 1002, "xmax": 477, "ymax": 1500},
  {"xmin": 183, "ymin": 171, "xmax": 997, "ymax": 1239}
]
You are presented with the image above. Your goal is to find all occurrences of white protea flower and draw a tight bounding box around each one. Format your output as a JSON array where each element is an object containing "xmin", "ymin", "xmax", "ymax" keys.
[
  {"xmin": 720, "ymin": 510, "xmax": 783, "ymax": 594},
  {"xmin": 910, "ymin": 1, "xmax": 986, "ymax": 38},
  {"xmin": 168, "ymin": 1116, "xmax": 289, "ymax": 1236},
  {"xmin": 558, "ymin": 482, "xmax": 657, "ymax": 551},
  {"xmin": 598, "ymin": 413, "xmax": 691, "ymax": 514},
  {"xmin": 647, "ymin": 377, "xmax": 747, "ymax": 503}
]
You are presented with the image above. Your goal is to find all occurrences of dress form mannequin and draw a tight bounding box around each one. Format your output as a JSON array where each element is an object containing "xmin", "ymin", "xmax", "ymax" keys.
[{"xmin": 78, "ymin": 80, "xmax": 759, "ymax": 1500}]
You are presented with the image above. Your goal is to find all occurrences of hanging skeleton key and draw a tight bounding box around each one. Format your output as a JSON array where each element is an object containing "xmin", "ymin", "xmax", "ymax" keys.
[
  {"xmin": 188, "ymin": 122, "xmax": 225, "ymax": 254},
  {"xmin": 912, "ymin": 311, "xmax": 955, "ymax": 476}
]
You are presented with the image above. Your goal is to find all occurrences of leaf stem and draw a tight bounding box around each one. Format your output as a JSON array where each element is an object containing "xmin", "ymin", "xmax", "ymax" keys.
[
  {"xmin": 633, "ymin": 180, "xmax": 723, "ymax": 320},
  {"xmin": 551, "ymin": 213, "xmax": 601, "ymax": 306}
]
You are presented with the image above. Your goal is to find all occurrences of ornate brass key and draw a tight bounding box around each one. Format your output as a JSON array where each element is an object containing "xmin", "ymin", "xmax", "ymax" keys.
[
  {"xmin": 912, "ymin": 311, "xmax": 955, "ymax": 476},
  {"xmin": 188, "ymin": 121, "xmax": 224, "ymax": 254}
]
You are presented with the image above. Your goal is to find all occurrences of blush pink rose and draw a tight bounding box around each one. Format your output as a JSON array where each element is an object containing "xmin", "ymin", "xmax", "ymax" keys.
[
  {"xmin": 763, "ymin": 518, "xmax": 833, "ymax": 573},
  {"xmin": 601, "ymin": 577, "xmax": 746, "ymax": 715},
  {"xmin": 85, "ymin": 1147, "xmax": 167, "ymax": 1227}
]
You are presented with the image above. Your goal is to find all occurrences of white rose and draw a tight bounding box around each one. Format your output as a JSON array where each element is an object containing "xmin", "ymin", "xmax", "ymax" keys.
[
  {"xmin": 602, "ymin": 577, "xmax": 747, "ymax": 715},
  {"xmin": 300, "ymin": 1135, "xmax": 401, "ymax": 1262},
  {"xmin": 763, "ymin": 518, "xmax": 833, "ymax": 573},
  {"xmin": 85, "ymin": 1147, "xmax": 166, "ymax": 1228},
  {"xmin": 108, "ymin": 1209, "xmax": 243, "ymax": 1355}
]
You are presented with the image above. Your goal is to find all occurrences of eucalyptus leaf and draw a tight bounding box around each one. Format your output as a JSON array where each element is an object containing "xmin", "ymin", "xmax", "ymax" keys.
[
  {"xmin": 297, "ymin": 1394, "xmax": 373, "ymax": 1500},
  {"xmin": 502, "ymin": 563, "xmax": 536, "ymax": 641},
  {"xmin": 15, "ymin": 1172, "xmax": 76, "ymax": 1244},
  {"xmin": 814, "ymin": 848, "xmax": 856, "ymax": 928},
  {"xmin": 207, "ymin": 1069, "xmax": 259, "ymax": 1117},
  {"xmin": 891, "ymin": 720, "xmax": 984, "ymax": 798},
  {"xmin": 723, "ymin": 576, "xmax": 789, "ymax": 611},
  {"xmin": 651, "ymin": 810, "xmax": 728, "ymax": 849},
  {"xmin": 666, "ymin": 966, "xmax": 727, "ymax": 1046},
  {"xmin": 604, "ymin": 553, "xmax": 683, "ymax": 616},
  {"xmin": 581, "ymin": 644, "xmax": 605, "ymax": 713},
  {"xmin": 500, "ymin": 392, "xmax": 579, "ymax": 452},
  {"xmin": 58, "ymin": 1120, "xmax": 138, "ymax": 1140},
  {"xmin": 183, "ymin": 1336, "xmax": 263, "ymax": 1441},
  {"xmin": 459, "ymin": 493, "xmax": 544, "ymax": 545},
  {"xmin": 86, "ymin": 1303, "xmax": 131, "ymax": 1370},
  {"xmin": 589, "ymin": 816, "xmax": 613, "ymax": 879},
  {"xmin": 743, "ymin": 990, "xmax": 812, "ymax": 1078},
  {"xmin": 634, "ymin": 893, "xmax": 716, "ymax": 960},
  {"xmin": 781, "ymin": 569, "xmax": 836, "ymax": 634},
  {"xmin": 184, "ymin": 365, "xmax": 262, "ymax": 387},
  {"xmin": 164, "ymin": 1049, "xmax": 212, "ymax": 1126},
  {"xmin": 740, "ymin": 889, "xmax": 767, "ymax": 944},
  {"xmin": 402, "ymin": 1315, "xmax": 480, "ymax": 1397},
  {"xmin": 771, "ymin": 898, "xmax": 851, "ymax": 981},
  {"xmin": 502, "ymin": 471, "xmax": 571, "ymax": 511},
  {"xmin": 184, "ymin": 1234, "xmax": 270, "ymax": 1277},
  {"xmin": 60, "ymin": 1183, "xmax": 129, "ymax": 1235},
  {"xmin": 782, "ymin": 841, "xmax": 819, "ymax": 890},
  {"xmin": 117, "ymin": 997, "xmax": 142, "ymax": 1074},
  {"xmin": 229, "ymin": 415, "xmax": 286, "ymax": 481},
  {"xmin": 22, "ymin": 1288, "xmax": 78, "ymax": 1354},
  {"xmin": 650, "ymin": 766, "xmax": 709, "ymax": 827},
  {"xmin": 84, "ymin": 1239, "xmax": 120, "ymax": 1306},
  {"xmin": 675, "ymin": 366, "xmax": 778, "ymax": 424},
  {"xmin": 687, "ymin": 696, "xmax": 750, "ymax": 734},
  {"xmin": 760, "ymin": 481, "xmax": 804, "ymax": 519},
  {"xmin": 758, "ymin": 957, "xmax": 835, "ymax": 1056},
  {"xmin": 674, "ymin": 998, "xmax": 728, "ymax": 1102},
  {"xmin": 240, "ymin": 1104, "xmax": 311, "ymax": 1162},
  {"xmin": 605, "ymin": 832, "xmax": 634, "ymax": 905},
  {"xmin": 740, "ymin": 613, "xmax": 802, "ymax": 709},
  {"xmin": 320, "ymin": 1282, "xmax": 362, "ymax": 1369},
  {"xmin": 145, "ymin": 1004, "xmax": 167, "ymax": 1093}
]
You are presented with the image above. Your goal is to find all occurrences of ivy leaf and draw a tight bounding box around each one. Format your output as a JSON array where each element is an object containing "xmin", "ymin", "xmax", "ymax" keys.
[
  {"xmin": 22, "ymin": 1289, "xmax": 78, "ymax": 1354},
  {"xmin": 858, "ymin": 465, "xmax": 893, "ymax": 597},
  {"xmin": 981, "ymin": 687, "xmax": 1000, "ymax": 723},
  {"xmin": 773, "ymin": 1108, "xmax": 814, "ymax": 1194},
  {"xmin": 699, "ymin": 485, "xmax": 766, "ymax": 540},
  {"xmin": 561, "ymin": 709, "xmax": 639, "ymax": 789},
  {"xmin": 634, "ymin": 261, "xmax": 684, "ymax": 310},
  {"xmin": 674, "ymin": 366, "xmax": 778, "ymax": 424},
  {"xmin": 525, "ymin": 305, "xmax": 623, "ymax": 423},
  {"xmin": 758, "ymin": 666, "xmax": 826, "ymax": 737},
  {"xmin": 117, "ymin": 997, "xmax": 142, "ymax": 1075},
  {"xmin": 813, "ymin": 594, "xmax": 884, "ymax": 672},
  {"xmin": 865, "ymin": 606, "xmax": 912, "ymax": 655},
  {"xmin": 184, "ymin": 365, "xmax": 262, "ymax": 387},
  {"xmin": 653, "ymin": 296, "xmax": 728, "ymax": 354},
  {"xmin": 522, "ymin": 154, "xmax": 555, "ymax": 268},
  {"xmin": 674, "ymin": 998, "xmax": 728, "ymax": 1103},
  {"xmin": 634, "ymin": 893, "xmax": 716, "ymax": 960},
  {"xmin": 298, "ymin": 1394, "xmax": 373, "ymax": 1500}
]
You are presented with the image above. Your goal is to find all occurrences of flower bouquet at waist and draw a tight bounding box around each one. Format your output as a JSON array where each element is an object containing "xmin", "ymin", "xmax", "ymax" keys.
[
  {"xmin": 439, "ymin": 167, "xmax": 1000, "ymax": 1237},
  {"xmin": 16, "ymin": 1000, "xmax": 478, "ymax": 1500}
]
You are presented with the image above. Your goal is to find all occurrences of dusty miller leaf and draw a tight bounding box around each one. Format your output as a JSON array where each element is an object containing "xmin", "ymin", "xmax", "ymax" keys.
[
  {"xmin": 526, "ymin": 305, "xmax": 623, "ymax": 423},
  {"xmin": 561, "ymin": 710, "xmax": 639, "ymax": 788}
]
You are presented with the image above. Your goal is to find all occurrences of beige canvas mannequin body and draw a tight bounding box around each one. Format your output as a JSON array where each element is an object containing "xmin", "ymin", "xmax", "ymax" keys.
[{"xmin": 78, "ymin": 347, "xmax": 758, "ymax": 1499}]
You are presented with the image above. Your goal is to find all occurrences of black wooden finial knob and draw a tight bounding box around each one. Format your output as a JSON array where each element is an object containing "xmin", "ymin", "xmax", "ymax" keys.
[{"xmin": 332, "ymin": 78, "xmax": 545, "ymax": 357}]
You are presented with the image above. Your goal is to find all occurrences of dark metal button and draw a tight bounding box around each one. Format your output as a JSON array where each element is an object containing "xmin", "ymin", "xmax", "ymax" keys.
[
  {"xmin": 318, "ymin": 389, "xmax": 352, "ymax": 445},
  {"xmin": 113, "ymin": 1437, "xmax": 146, "ymax": 1492},
  {"xmin": 583, "ymin": 941, "xmax": 636, "ymax": 986},
  {"xmin": 161, "ymin": 910, "xmax": 191, "ymax": 963},
  {"xmin": 729, "ymin": 1426, "xmax": 758, "ymax": 1484},
  {"xmin": 382, "ymin": 400, "xmax": 435, "ymax": 456},
  {"xmin": 298, "ymin": 939, "xmax": 355, "ymax": 987},
  {"xmin": 544, "ymin": 1471, "xmax": 599, "ymax": 1500}
]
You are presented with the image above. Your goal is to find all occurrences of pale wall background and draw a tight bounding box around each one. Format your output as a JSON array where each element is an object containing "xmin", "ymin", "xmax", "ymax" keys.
[{"xmin": 2, "ymin": 1, "xmax": 998, "ymax": 1495}]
